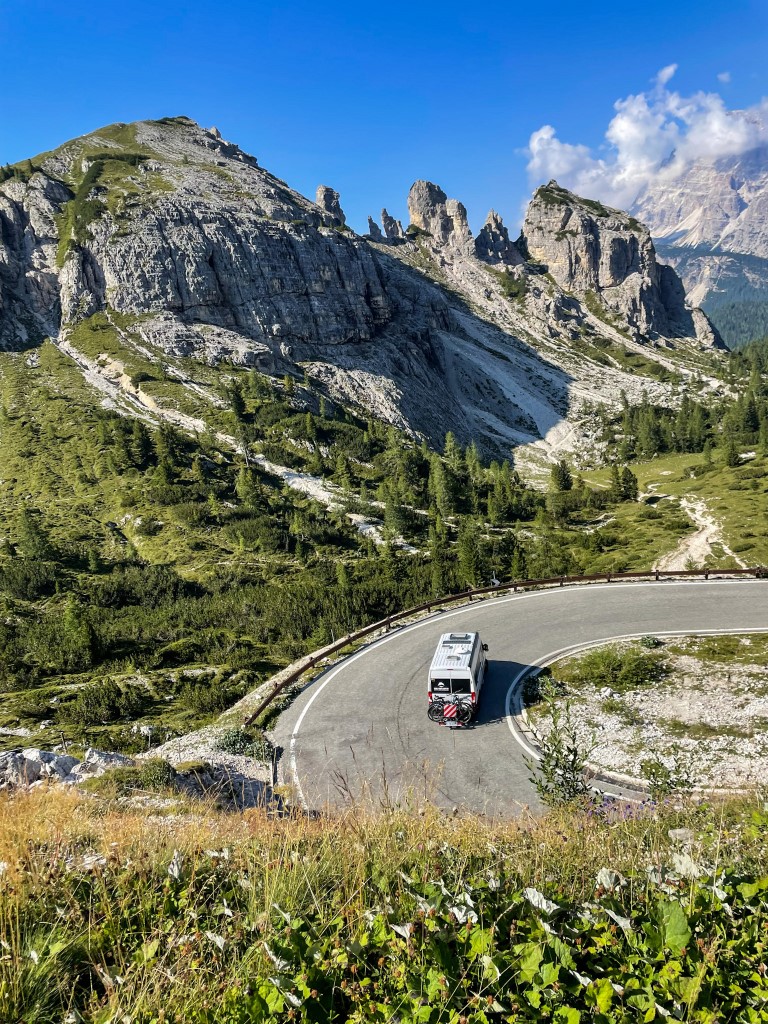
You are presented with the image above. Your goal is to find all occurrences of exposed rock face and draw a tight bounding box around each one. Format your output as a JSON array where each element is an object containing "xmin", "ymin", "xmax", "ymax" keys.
[
  {"xmin": 381, "ymin": 208, "xmax": 405, "ymax": 241},
  {"xmin": 521, "ymin": 181, "xmax": 723, "ymax": 347},
  {"xmin": 0, "ymin": 117, "xmax": 726, "ymax": 461},
  {"xmin": 407, "ymin": 181, "xmax": 473, "ymax": 253},
  {"xmin": 0, "ymin": 747, "xmax": 125, "ymax": 788},
  {"xmin": 631, "ymin": 131, "xmax": 768, "ymax": 323},
  {"xmin": 315, "ymin": 184, "xmax": 346, "ymax": 227},
  {"xmin": 0, "ymin": 174, "xmax": 68, "ymax": 348},
  {"xmin": 634, "ymin": 138, "xmax": 768, "ymax": 257},
  {"xmin": 367, "ymin": 216, "xmax": 384, "ymax": 241},
  {"xmin": 474, "ymin": 210, "xmax": 522, "ymax": 266}
]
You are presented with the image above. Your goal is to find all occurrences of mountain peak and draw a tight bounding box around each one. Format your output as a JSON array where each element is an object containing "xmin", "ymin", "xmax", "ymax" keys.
[{"xmin": 523, "ymin": 181, "xmax": 721, "ymax": 347}]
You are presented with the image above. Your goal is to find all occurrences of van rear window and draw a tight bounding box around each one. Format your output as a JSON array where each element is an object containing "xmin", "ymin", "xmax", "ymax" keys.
[{"xmin": 431, "ymin": 677, "xmax": 471, "ymax": 695}]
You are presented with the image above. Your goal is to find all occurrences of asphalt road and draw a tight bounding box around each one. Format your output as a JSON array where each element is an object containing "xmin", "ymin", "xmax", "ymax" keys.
[{"xmin": 272, "ymin": 580, "xmax": 768, "ymax": 817}]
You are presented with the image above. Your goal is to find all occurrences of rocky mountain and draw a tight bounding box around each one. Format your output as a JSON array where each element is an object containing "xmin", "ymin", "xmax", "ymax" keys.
[
  {"xmin": 632, "ymin": 125, "xmax": 768, "ymax": 345},
  {"xmin": 521, "ymin": 182, "xmax": 719, "ymax": 347},
  {"xmin": 0, "ymin": 117, "xmax": 724, "ymax": 467}
]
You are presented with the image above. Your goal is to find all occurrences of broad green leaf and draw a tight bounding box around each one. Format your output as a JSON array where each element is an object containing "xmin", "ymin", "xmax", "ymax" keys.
[
  {"xmin": 657, "ymin": 899, "xmax": 691, "ymax": 954},
  {"xmin": 586, "ymin": 977, "xmax": 614, "ymax": 1013},
  {"xmin": 469, "ymin": 926, "xmax": 492, "ymax": 959},
  {"xmin": 515, "ymin": 941, "xmax": 544, "ymax": 982},
  {"xmin": 540, "ymin": 961, "xmax": 560, "ymax": 987},
  {"xmin": 139, "ymin": 938, "xmax": 159, "ymax": 963},
  {"xmin": 549, "ymin": 935, "xmax": 576, "ymax": 969},
  {"xmin": 554, "ymin": 1009, "xmax": 581, "ymax": 1024},
  {"xmin": 738, "ymin": 877, "xmax": 768, "ymax": 901}
]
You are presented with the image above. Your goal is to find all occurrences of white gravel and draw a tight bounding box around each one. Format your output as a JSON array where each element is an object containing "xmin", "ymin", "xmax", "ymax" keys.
[{"xmin": 534, "ymin": 638, "xmax": 768, "ymax": 788}]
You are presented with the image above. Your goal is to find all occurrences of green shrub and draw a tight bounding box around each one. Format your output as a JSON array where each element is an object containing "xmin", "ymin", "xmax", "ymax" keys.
[
  {"xmin": 137, "ymin": 758, "xmax": 177, "ymax": 789},
  {"xmin": 180, "ymin": 675, "xmax": 244, "ymax": 714},
  {"xmin": 215, "ymin": 727, "xmax": 272, "ymax": 761},
  {"xmin": 58, "ymin": 678, "xmax": 148, "ymax": 725},
  {"xmin": 0, "ymin": 559, "xmax": 57, "ymax": 600},
  {"xmin": 82, "ymin": 758, "xmax": 176, "ymax": 796},
  {"xmin": 563, "ymin": 646, "xmax": 666, "ymax": 693},
  {"xmin": 639, "ymin": 635, "xmax": 662, "ymax": 649}
]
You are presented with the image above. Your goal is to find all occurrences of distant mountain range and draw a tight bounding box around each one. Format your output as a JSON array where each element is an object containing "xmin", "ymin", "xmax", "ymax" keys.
[{"xmin": 633, "ymin": 119, "xmax": 768, "ymax": 347}]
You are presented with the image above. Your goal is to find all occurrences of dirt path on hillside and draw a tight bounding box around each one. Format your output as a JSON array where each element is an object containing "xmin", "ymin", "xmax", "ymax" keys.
[
  {"xmin": 653, "ymin": 496, "xmax": 746, "ymax": 571},
  {"xmin": 52, "ymin": 333, "xmax": 398, "ymax": 546}
]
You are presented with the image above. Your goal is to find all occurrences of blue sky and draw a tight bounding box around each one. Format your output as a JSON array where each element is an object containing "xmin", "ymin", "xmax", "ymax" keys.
[{"xmin": 1, "ymin": 0, "xmax": 766, "ymax": 232}]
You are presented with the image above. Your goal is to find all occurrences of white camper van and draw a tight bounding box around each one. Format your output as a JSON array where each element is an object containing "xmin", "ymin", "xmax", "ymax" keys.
[{"xmin": 427, "ymin": 632, "xmax": 488, "ymax": 726}]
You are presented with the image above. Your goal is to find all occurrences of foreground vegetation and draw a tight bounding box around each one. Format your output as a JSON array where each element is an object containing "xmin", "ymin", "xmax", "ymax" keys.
[{"xmin": 0, "ymin": 788, "xmax": 766, "ymax": 1022}]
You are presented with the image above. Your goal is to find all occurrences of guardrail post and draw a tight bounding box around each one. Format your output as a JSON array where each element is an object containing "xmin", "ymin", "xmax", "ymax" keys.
[
  {"xmin": 559, "ymin": 576, "xmax": 564, "ymax": 587},
  {"xmin": 705, "ymin": 568, "xmax": 709, "ymax": 580}
]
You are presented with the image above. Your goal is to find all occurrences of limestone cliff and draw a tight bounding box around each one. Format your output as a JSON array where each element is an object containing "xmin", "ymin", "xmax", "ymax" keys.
[
  {"xmin": 520, "ymin": 181, "xmax": 722, "ymax": 347},
  {"xmin": 0, "ymin": 118, "xmax": 727, "ymax": 464},
  {"xmin": 407, "ymin": 181, "xmax": 473, "ymax": 254}
]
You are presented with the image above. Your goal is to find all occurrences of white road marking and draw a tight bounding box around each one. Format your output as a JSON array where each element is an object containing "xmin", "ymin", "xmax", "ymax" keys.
[
  {"xmin": 287, "ymin": 580, "xmax": 767, "ymax": 808},
  {"xmin": 503, "ymin": 626, "xmax": 768, "ymax": 795}
]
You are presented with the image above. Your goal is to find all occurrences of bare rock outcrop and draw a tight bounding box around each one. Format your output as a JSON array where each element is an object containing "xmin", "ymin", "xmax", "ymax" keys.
[
  {"xmin": 407, "ymin": 180, "xmax": 473, "ymax": 253},
  {"xmin": 0, "ymin": 747, "xmax": 130, "ymax": 788},
  {"xmin": 315, "ymin": 184, "xmax": 346, "ymax": 227},
  {"xmin": 381, "ymin": 208, "xmax": 406, "ymax": 241},
  {"xmin": 367, "ymin": 216, "xmax": 384, "ymax": 241},
  {"xmin": 521, "ymin": 181, "xmax": 723, "ymax": 347},
  {"xmin": 0, "ymin": 117, "xmax": 730, "ymax": 461},
  {"xmin": 474, "ymin": 209, "xmax": 522, "ymax": 266},
  {"xmin": 0, "ymin": 173, "xmax": 68, "ymax": 348}
]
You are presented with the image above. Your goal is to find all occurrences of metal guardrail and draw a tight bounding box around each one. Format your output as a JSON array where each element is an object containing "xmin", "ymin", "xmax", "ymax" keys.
[{"xmin": 243, "ymin": 565, "xmax": 767, "ymax": 727}]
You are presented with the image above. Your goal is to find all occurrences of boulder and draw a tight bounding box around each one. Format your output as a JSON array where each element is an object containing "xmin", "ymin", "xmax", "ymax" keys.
[
  {"xmin": 61, "ymin": 748, "xmax": 135, "ymax": 784},
  {"xmin": 2, "ymin": 753, "xmax": 41, "ymax": 786}
]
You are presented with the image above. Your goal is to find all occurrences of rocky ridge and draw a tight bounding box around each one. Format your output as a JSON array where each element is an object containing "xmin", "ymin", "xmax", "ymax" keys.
[
  {"xmin": 522, "ymin": 181, "xmax": 722, "ymax": 347},
  {"xmin": 0, "ymin": 116, "xmax": 724, "ymax": 463}
]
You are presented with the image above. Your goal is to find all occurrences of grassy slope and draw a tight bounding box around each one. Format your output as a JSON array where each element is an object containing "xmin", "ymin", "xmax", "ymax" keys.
[
  {"xmin": 0, "ymin": 788, "xmax": 766, "ymax": 1022},
  {"xmin": 0, "ymin": 343, "xmax": 386, "ymax": 751},
  {"xmin": 0, "ymin": 325, "xmax": 753, "ymax": 753},
  {"xmin": 582, "ymin": 450, "xmax": 768, "ymax": 568}
]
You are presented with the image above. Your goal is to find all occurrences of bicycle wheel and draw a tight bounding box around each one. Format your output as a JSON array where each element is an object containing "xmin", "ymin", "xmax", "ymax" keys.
[{"xmin": 427, "ymin": 701, "xmax": 445, "ymax": 723}]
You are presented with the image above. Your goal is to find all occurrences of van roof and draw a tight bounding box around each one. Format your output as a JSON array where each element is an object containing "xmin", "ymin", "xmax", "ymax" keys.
[{"xmin": 429, "ymin": 632, "xmax": 479, "ymax": 672}]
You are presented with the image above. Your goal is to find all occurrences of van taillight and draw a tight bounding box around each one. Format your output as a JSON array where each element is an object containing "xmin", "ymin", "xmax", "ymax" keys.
[
  {"xmin": 428, "ymin": 693, "xmax": 432, "ymax": 702},
  {"xmin": 470, "ymin": 692, "xmax": 476, "ymax": 703}
]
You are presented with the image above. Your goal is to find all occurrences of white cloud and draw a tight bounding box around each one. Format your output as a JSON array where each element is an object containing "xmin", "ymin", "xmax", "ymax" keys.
[
  {"xmin": 656, "ymin": 63, "xmax": 678, "ymax": 87},
  {"xmin": 526, "ymin": 66, "xmax": 767, "ymax": 210},
  {"xmin": 717, "ymin": 71, "xmax": 731, "ymax": 83}
]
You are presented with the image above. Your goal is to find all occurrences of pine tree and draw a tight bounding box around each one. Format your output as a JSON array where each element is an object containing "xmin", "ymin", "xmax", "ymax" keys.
[
  {"xmin": 443, "ymin": 432, "xmax": 465, "ymax": 476},
  {"xmin": 131, "ymin": 419, "xmax": 151, "ymax": 468},
  {"xmin": 724, "ymin": 436, "xmax": 740, "ymax": 468},
  {"xmin": 608, "ymin": 464, "xmax": 622, "ymax": 501},
  {"xmin": 428, "ymin": 454, "xmax": 457, "ymax": 517},
  {"xmin": 549, "ymin": 459, "xmax": 573, "ymax": 492},
  {"xmin": 229, "ymin": 381, "xmax": 246, "ymax": 422},
  {"xmin": 16, "ymin": 508, "xmax": 51, "ymax": 559},
  {"xmin": 61, "ymin": 598, "xmax": 95, "ymax": 672},
  {"xmin": 235, "ymin": 467, "xmax": 259, "ymax": 508},
  {"xmin": 620, "ymin": 466, "xmax": 638, "ymax": 501},
  {"xmin": 456, "ymin": 518, "xmax": 485, "ymax": 589}
]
